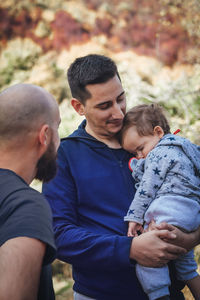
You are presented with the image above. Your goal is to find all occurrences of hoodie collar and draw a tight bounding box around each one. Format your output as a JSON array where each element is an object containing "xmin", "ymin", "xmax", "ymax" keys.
[{"xmin": 62, "ymin": 120, "xmax": 107, "ymax": 148}]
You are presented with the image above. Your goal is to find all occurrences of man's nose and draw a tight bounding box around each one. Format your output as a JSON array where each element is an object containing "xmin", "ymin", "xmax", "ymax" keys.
[{"xmin": 112, "ymin": 103, "xmax": 124, "ymax": 119}]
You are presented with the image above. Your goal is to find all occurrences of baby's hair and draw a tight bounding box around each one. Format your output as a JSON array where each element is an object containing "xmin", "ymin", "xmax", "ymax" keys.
[{"xmin": 119, "ymin": 103, "xmax": 170, "ymax": 143}]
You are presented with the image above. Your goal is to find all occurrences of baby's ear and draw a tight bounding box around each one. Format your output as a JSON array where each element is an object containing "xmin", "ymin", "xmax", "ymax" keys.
[{"xmin": 154, "ymin": 126, "xmax": 164, "ymax": 138}]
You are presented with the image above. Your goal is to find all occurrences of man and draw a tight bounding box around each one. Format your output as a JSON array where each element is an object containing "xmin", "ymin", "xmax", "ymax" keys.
[
  {"xmin": 43, "ymin": 54, "xmax": 199, "ymax": 300},
  {"xmin": 0, "ymin": 83, "xmax": 61, "ymax": 299}
]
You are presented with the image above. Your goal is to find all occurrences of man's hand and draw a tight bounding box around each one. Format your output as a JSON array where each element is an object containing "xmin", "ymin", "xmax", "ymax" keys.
[
  {"xmin": 130, "ymin": 229, "xmax": 186, "ymax": 267},
  {"xmin": 146, "ymin": 220, "xmax": 200, "ymax": 251}
]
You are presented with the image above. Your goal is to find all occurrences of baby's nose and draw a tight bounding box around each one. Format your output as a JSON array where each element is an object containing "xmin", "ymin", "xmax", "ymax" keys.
[{"xmin": 137, "ymin": 152, "xmax": 144, "ymax": 159}]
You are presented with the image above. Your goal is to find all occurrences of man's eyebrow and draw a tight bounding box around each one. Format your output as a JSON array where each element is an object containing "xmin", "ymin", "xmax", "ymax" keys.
[
  {"xmin": 95, "ymin": 91, "xmax": 125, "ymax": 107},
  {"xmin": 95, "ymin": 101, "xmax": 110, "ymax": 108},
  {"xmin": 117, "ymin": 91, "xmax": 125, "ymax": 98}
]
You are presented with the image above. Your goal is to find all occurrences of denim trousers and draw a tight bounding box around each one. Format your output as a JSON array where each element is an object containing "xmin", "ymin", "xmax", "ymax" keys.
[{"xmin": 74, "ymin": 292, "xmax": 95, "ymax": 300}]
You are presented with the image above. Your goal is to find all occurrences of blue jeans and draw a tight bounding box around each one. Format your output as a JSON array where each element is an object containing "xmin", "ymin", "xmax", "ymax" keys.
[{"xmin": 74, "ymin": 292, "xmax": 95, "ymax": 300}]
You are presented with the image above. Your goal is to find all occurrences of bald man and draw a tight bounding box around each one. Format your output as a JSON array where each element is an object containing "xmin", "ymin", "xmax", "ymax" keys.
[{"xmin": 0, "ymin": 83, "xmax": 61, "ymax": 300}]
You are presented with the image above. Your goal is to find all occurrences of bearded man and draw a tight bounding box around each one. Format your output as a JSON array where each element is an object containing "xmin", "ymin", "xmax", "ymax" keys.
[{"xmin": 0, "ymin": 83, "xmax": 61, "ymax": 300}]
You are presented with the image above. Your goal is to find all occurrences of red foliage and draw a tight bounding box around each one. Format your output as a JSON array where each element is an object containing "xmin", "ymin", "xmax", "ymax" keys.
[
  {"xmin": 84, "ymin": 0, "xmax": 102, "ymax": 10},
  {"xmin": 0, "ymin": 0, "xmax": 199, "ymax": 66},
  {"xmin": 93, "ymin": 17, "xmax": 113, "ymax": 36},
  {"xmin": 0, "ymin": 9, "xmax": 12, "ymax": 45},
  {"xmin": 50, "ymin": 11, "xmax": 90, "ymax": 51},
  {"xmin": 0, "ymin": 7, "xmax": 41, "ymax": 44}
]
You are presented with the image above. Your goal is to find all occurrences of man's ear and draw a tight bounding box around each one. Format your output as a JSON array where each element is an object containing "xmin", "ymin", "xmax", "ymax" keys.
[
  {"xmin": 154, "ymin": 126, "xmax": 164, "ymax": 138},
  {"xmin": 71, "ymin": 98, "xmax": 85, "ymax": 116},
  {"xmin": 38, "ymin": 124, "xmax": 50, "ymax": 150}
]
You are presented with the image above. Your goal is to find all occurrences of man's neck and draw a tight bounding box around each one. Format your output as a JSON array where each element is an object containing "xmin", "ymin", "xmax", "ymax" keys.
[
  {"xmin": 0, "ymin": 150, "xmax": 35, "ymax": 185},
  {"xmin": 85, "ymin": 126, "xmax": 121, "ymax": 149}
]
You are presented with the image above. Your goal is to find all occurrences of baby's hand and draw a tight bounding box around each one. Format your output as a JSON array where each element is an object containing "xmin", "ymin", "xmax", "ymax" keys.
[{"xmin": 127, "ymin": 221, "xmax": 144, "ymax": 237}]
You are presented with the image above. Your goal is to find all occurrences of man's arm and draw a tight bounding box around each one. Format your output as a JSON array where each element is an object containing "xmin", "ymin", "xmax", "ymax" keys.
[{"xmin": 0, "ymin": 237, "xmax": 45, "ymax": 300}]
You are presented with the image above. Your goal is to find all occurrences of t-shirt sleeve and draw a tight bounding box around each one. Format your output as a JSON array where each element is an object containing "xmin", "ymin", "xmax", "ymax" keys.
[{"xmin": 0, "ymin": 188, "xmax": 56, "ymax": 265}]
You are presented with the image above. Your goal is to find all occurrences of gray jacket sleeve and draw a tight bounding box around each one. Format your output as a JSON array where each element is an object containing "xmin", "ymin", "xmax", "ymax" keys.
[{"xmin": 124, "ymin": 147, "xmax": 171, "ymax": 224}]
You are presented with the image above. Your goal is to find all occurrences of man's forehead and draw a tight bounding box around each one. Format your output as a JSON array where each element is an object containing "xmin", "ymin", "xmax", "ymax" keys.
[{"xmin": 86, "ymin": 77, "xmax": 124, "ymax": 102}]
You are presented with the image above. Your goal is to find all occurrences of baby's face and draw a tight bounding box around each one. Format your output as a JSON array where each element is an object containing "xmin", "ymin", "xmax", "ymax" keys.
[{"xmin": 122, "ymin": 126, "xmax": 162, "ymax": 159}]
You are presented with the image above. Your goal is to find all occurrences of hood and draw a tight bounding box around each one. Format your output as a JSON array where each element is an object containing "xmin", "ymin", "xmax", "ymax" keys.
[
  {"xmin": 61, "ymin": 119, "xmax": 107, "ymax": 149},
  {"xmin": 158, "ymin": 134, "xmax": 200, "ymax": 175}
]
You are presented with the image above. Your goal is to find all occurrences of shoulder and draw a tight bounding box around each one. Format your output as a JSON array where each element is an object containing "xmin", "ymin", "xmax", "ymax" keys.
[
  {"xmin": 151, "ymin": 134, "xmax": 183, "ymax": 155},
  {"xmin": 0, "ymin": 171, "xmax": 52, "ymax": 236},
  {"xmin": 1, "ymin": 172, "xmax": 49, "ymax": 207},
  {"xmin": 0, "ymin": 170, "xmax": 56, "ymax": 263},
  {"xmin": 146, "ymin": 141, "xmax": 176, "ymax": 164},
  {"xmin": 13, "ymin": 187, "xmax": 52, "ymax": 220},
  {"xmin": 1, "ymin": 184, "xmax": 52, "ymax": 229}
]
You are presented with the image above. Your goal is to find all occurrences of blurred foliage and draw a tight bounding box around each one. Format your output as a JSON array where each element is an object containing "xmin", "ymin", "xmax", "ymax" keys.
[
  {"xmin": 1, "ymin": 0, "xmax": 200, "ymax": 65},
  {"xmin": 0, "ymin": 38, "xmax": 41, "ymax": 88}
]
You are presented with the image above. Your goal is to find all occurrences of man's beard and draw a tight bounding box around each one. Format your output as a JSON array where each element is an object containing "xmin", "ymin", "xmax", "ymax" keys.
[{"xmin": 35, "ymin": 140, "xmax": 57, "ymax": 183}]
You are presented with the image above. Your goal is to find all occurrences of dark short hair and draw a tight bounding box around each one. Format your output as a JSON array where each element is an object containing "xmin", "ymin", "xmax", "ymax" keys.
[
  {"xmin": 67, "ymin": 54, "xmax": 120, "ymax": 104},
  {"xmin": 119, "ymin": 103, "xmax": 171, "ymax": 144}
]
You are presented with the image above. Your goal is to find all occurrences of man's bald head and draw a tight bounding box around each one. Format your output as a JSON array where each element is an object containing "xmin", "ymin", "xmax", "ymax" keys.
[{"xmin": 0, "ymin": 83, "xmax": 58, "ymax": 143}]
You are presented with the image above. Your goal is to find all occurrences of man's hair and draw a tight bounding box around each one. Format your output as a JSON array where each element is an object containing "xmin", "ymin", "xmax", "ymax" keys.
[
  {"xmin": 67, "ymin": 54, "xmax": 120, "ymax": 104},
  {"xmin": 119, "ymin": 103, "xmax": 171, "ymax": 143}
]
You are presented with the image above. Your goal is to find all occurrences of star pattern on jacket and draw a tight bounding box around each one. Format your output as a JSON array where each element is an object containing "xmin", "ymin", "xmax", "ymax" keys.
[
  {"xmin": 139, "ymin": 189, "xmax": 146, "ymax": 196},
  {"xmin": 153, "ymin": 167, "xmax": 161, "ymax": 175},
  {"xmin": 167, "ymin": 137, "xmax": 175, "ymax": 141},
  {"xmin": 128, "ymin": 209, "xmax": 135, "ymax": 215}
]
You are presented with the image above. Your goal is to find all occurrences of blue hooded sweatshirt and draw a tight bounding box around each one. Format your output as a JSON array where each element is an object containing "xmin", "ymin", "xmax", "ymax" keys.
[{"xmin": 43, "ymin": 121, "xmax": 185, "ymax": 300}]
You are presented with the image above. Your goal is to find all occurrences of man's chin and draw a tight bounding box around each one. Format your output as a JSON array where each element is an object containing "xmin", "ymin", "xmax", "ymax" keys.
[
  {"xmin": 107, "ymin": 125, "xmax": 123, "ymax": 135},
  {"xmin": 108, "ymin": 120, "xmax": 123, "ymax": 129}
]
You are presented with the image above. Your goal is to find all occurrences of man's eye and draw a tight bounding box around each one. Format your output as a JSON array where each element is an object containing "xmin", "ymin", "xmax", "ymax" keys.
[
  {"xmin": 98, "ymin": 103, "xmax": 111, "ymax": 110},
  {"xmin": 117, "ymin": 98, "xmax": 124, "ymax": 103}
]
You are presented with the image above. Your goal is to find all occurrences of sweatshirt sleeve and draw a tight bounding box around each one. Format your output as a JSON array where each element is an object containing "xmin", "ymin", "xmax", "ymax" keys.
[
  {"xmin": 42, "ymin": 145, "xmax": 134, "ymax": 272},
  {"xmin": 124, "ymin": 147, "xmax": 171, "ymax": 224}
]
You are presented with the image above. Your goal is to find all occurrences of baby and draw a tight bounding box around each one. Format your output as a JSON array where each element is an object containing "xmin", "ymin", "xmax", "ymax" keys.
[{"xmin": 119, "ymin": 103, "xmax": 200, "ymax": 300}]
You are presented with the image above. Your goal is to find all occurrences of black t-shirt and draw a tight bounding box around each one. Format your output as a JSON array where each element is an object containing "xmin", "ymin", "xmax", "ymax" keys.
[{"xmin": 0, "ymin": 168, "xmax": 56, "ymax": 299}]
